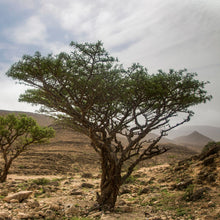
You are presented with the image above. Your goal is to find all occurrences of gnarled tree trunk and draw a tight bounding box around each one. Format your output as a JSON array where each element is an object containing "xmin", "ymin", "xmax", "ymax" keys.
[
  {"xmin": 97, "ymin": 148, "xmax": 122, "ymax": 210},
  {"xmin": 0, "ymin": 160, "xmax": 12, "ymax": 183}
]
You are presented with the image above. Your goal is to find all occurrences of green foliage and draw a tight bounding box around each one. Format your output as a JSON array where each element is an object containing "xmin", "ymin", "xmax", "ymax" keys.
[
  {"xmin": 34, "ymin": 188, "xmax": 45, "ymax": 198},
  {"xmin": 176, "ymin": 208, "xmax": 190, "ymax": 217},
  {"xmin": 0, "ymin": 114, "xmax": 54, "ymax": 146},
  {"xmin": 202, "ymin": 141, "xmax": 220, "ymax": 154},
  {"xmin": 124, "ymin": 175, "xmax": 138, "ymax": 184},
  {"xmin": 6, "ymin": 41, "xmax": 211, "ymax": 137},
  {"xmin": 32, "ymin": 178, "xmax": 51, "ymax": 185},
  {"xmin": 182, "ymin": 184, "xmax": 195, "ymax": 201},
  {"xmin": 0, "ymin": 114, "xmax": 54, "ymax": 182}
]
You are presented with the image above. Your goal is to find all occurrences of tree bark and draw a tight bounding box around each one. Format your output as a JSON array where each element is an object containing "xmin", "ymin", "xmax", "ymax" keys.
[
  {"xmin": 97, "ymin": 148, "xmax": 122, "ymax": 210},
  {"xmin": 0, "ymin": 162, "xmax": 11, "ymax": 183}
]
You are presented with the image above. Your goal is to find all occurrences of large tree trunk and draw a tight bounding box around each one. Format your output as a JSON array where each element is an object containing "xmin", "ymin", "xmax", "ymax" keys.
[
  {"xmin": 97, "ymin": 148, "xmax": 122, "ymax": 210},
  {"xmin": 0, "ymin": 162, "xmax": 11, "ymax": 183}
]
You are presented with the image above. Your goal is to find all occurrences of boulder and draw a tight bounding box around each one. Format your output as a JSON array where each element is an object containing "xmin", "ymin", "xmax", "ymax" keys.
[
  {"xmin": 172, "ymin": 178, "xmax": 193, "ymax": 190},
  {"xmin": 3, "ymin": 191, "xmax": 32, "ymax": 203},
  {"xmin": 138, "ymin": 187, "xmax": 150, "ymax": 195},
  {"xmin": 17, "ymin": 213, "xmax": 30, "ymax": 219},
  {"xmin": 81, "ymin": 183, "xmax": 94, "ymax": 188},
  {"xmin": 188, "ymin": 187, "xmax": 210, "ymax": 201},
  {"xmin": 203, "ymin": 155, "xmax": 216, "ymax": 166},
  {"xmin": 0, "ymin": 211, "xmax": 11, "ymax": 220}
]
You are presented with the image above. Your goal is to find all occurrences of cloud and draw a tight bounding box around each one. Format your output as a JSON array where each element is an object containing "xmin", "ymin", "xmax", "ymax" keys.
[
  {"xmin": 6, "ymin": 16, "xmax": 48, "ymax": 45},
  {"xmin": 0, "ymin": 0, "xmax": 38, "ymax": 9},
  {"xmin": 38, "ymin": 0, "xmax": 95, "ymax": 39},
  {"xmin": 0, "ymin": 0, "xmax": 220, "ymax": 126},
  {"xmin": 0, "ymin": 78, "xmax": 37, "ymax": 112}
]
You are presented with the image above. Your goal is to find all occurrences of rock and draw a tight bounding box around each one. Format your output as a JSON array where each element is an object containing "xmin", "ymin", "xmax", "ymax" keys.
[
  {"xmin": 0, "ymin": 190, "xmax": 8, "ymax": 196},
  {"xmin": 172, "ymin": 178, "xmax": 193, "ymax": 190},
  {"xmin": 36, "ymin": 211, "xmax": 45, "ymax": 218},
  {"xmin": 101, "ymin": 213, "xmax": 121, "ymax": 220},
  {"xmin": 9, "ymin": 199, "xmax": 19, "ymax": 203},
  {"xmin": 28, "ymin": 212, "xmax": 40, "ymax": 219},
  {"xmin": 147, "ymin": 177, "xmax": 156, "ymax": 184},
  {"xmin": 49, "ymin": 203, "xmax": 60, "ymax": 211},
  {"xmin": 50, "ymin": 181, "xmax": 60, "ymax": 186},
  {"xmin": 65, "ymin": 204, "xmax": 80, "ymax": 215},
  {"xmin": 174, "ymin": 165, "xmax": 184, "ymax": 171},
  {"xmin": 81, "ymin": 183, "xmax": 94, "ymax": 188},
  {"xmin": 190, "ymin": 187, "xmax": 210, "ymax": 201},
  {"xmin": 44, "ymin": 209, "xmax": 55, "ymax": 219},
  {"xmin": 100, "ymin": 213, "xmax": 120, "ymax": 220},
  {"xmin": 138, "ymin": 187, "xmax": 150, "ymax": 195},
  {"xmin": 207, "ymin": 173, "xmax": 217, "ymax": 183},
  {"xmin": 70, "ymin": 189, "xmax": 83, "ymax": 195},
  {"xmin": 27, "ymin": 199, "xmax": 40, "ymax": 208},
  {"xmin": 117, "ymin": 199, "xmax": 126, "ymax": 206},
  {"xmin": 197, "ymin": 169, "xmax": 217, "ymax": 183},
  {"xmin": 0, "ymin": 211, "xmax": 11, "ymax": 220},
  {"xmin": 203, "ymin": 155, "xmax": 216, "ymax": 166},
  {"xmin": 203, "ymin": 216, "xmax": 216, "ymax": 220},
  {"xmin": 3, "ymin": 191, "xmax": 33, "ymax": 203},
  {"xmin": 119, "ymin": 206, "xmax": 133, "ymax": 213},
  {"xmin": 207, "ymin": 201, "xmax": 215, "ymax": 207},
  {"xmin": 17, "ymin": 212, "xmax": 30, "ymax": 219},
  {"xmin": 149, "ymin": 217, "xmax": 163, "ymax": 220},
  {"xmin": 120, "ymin": 188, "xmax": 131, "ymax": 194},
  {"xmin": 82, "ymin": 173, "xmax": 93, "ymax": 178},
  {"xmin": 89, "ymin": 211, "xmax": 102, "ymax": 218}
]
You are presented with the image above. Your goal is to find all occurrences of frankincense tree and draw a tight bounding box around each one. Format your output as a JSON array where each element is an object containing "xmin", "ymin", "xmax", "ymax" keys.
[
  {"xmin": 0, "ymin": 114, "xmax": 54, "ymax": 182},
  {"xmin": 6, "ymin": 41, "xmax": 211, "ymax": 209}
]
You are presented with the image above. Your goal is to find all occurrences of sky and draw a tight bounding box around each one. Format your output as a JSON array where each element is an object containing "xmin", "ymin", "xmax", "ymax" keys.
[{"xmin": 0, "ymin": 0, "xmax": 220, "ymax": 127}]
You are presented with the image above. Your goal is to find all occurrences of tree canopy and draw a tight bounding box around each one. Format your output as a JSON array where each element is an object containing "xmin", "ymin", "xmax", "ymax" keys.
[
  {"xmin": 6, "ymin": 41, "xmax": 212, "ymax": 209},
  {"xmin": 0, "ymin": 114, "xmax": 54, "ymax": 182}
]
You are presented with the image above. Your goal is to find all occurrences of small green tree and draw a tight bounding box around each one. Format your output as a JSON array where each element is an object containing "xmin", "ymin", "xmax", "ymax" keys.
[
  {"xmin": 6, "ymin": 41, "xmax": 211, "ymax": 209},
  {"xmin": 0, "ymin": 114, "xmax": 54, "ymax": 182}
]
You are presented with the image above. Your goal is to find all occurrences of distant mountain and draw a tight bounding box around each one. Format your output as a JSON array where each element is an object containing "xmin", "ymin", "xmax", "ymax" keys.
[
  {"xmin": 168, "ymin": 125, "xmax": 220, "ymax": 141},
  {"xmin": 0, "ymin": 110, "xmax": 54, "ymax": 127},
  {"xmin": 116, "ymin": 132, "xmax": 174, "ymax": 147},
  {"xmin": 173, "ymin": 131, "xmax": 213, "ymax": 152},
  {"xmin": 142, "ymin": 133, "xmax": 173, "ymax": 144}
]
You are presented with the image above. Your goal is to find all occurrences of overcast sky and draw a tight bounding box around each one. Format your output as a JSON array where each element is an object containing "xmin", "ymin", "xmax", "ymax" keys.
[{"xmin": 0, "ymin": 0, "xmax": 220, "ymax": 127}]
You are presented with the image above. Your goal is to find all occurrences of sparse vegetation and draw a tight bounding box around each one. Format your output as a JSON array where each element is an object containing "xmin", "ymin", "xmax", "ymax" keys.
[
  {"xmin": 182, "ymin": 184, "xmax": 195, "ymax": 201},
  {"xmin": 202, "ymin": 141, "xmax": 220, "ymax": 154},
  {"xmin": 32, "ymin": 178, "xmax": 51, "ymax": 185},
  {"xmin": 69, "ymin": 217, "xmax": 92, "ymax": 220}
]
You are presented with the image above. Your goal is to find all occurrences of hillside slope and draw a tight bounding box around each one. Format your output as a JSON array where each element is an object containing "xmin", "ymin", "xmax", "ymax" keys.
[
  {"xmin": 0, "ymin": 141, "xmax": 219, "ymax": 219},
  {"xmin": 173, "ymin": 131, "xmax": 213, "ymax": 152}
]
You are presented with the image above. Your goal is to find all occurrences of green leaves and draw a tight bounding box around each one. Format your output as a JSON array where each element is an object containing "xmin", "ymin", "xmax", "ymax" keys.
[
  {"xmin": 0, "ymin": 114, "xmax": 54, "ymax": 149},
  {"xmin": 0, "ymin": 114, "xmax": 54, "ymax": 182},
  {"xmin": 6, "ymin": 41, "xmax": 212, "ymax": 136}
]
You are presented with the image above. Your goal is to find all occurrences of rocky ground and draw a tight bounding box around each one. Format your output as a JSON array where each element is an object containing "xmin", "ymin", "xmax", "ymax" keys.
[{"xmin": 0, "ymin": 127, "xmax": 219, "ymax": 220}]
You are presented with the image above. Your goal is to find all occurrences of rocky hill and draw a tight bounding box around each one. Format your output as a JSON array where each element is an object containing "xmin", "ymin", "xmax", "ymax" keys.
[
  {"xmin": 173, "ymin": 131, "xmax": 213, "ymax": 152},
  {"xmin": 168, "ymin": 125, "xmax": 220, "ymax": 142},
  {"xmin": 0, "ymin": 140, "xmax": 219, "ymax": 219}
]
